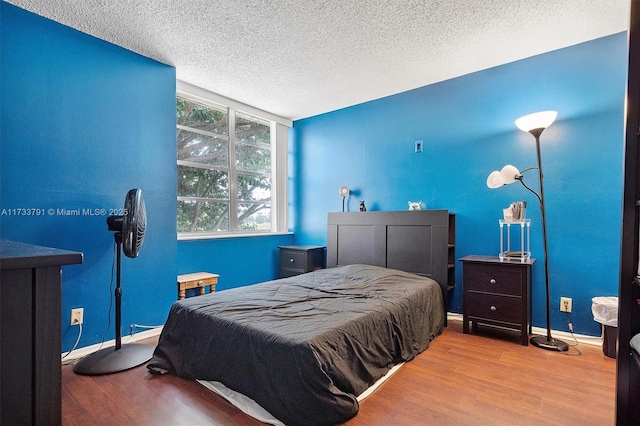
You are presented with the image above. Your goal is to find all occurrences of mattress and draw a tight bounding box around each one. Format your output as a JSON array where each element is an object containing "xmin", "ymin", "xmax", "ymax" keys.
[{"xmin": 148, "ymin": 264, "xmax": 444, "ymax": 425}]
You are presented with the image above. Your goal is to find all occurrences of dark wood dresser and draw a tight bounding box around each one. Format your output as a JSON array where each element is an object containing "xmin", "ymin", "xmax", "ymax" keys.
[
  {"xmin": 278, "ymin": 245, "xmax": 325, "ymax": 278},
  {"xmin": 460, "ymin": 255, "xmax": 534, "ymax": 346},
  {"xmin": 1, "ymin": 239, "xmax": 83, "ymax": 425}
]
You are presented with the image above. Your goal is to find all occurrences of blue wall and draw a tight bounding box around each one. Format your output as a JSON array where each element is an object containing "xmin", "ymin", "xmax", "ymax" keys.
[
  {"xmin": 0, "ymin": 3, "xmax": 295, "ymax": 352},
  {"xmin": 291, "ymin": 33, "xmax": 628, "ymax": 337},
  {"xmin": 0, "ymin": 1, "xmax": 628, "ymax": 351},
  {"xmin": 177, "ymin": 234, "xmax": 294, "ymax": 291},
  {"xmin": 1, "ymin": 3, "xmax": 177, "ymax": 351}
]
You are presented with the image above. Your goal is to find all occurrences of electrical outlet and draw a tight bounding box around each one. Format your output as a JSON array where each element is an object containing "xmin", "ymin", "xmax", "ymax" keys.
[
  {"xmin": 560, "ymin": 297, "xmax": 572, "ymax": 313},
  {"xmin": 71, "ymin": 308, "xmax": 84, "ymax": 325}
]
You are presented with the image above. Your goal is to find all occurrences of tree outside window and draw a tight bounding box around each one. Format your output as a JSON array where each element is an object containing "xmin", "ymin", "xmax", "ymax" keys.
[{"xmin": 177, "ymin": 97, "xmax": 272, "ymax": 234}]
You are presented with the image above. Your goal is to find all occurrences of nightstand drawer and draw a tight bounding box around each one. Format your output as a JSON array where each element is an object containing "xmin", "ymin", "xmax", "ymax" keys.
[
  {"xmin": 467, "ymin": 292, "xmax": 522, "ymax": 325},
  {"xmin": 465, "ymin": 263, "xmax": 523, "ymax": 296},
  {"xmin": 280, "ymin": 250, "xmax": 307, "ymax": 271}
]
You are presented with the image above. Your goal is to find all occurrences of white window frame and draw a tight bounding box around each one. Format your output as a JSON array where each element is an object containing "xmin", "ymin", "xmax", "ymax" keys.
[{"xmin": 177, "ymin": 80, "xmax": 291, "ymax": 240}]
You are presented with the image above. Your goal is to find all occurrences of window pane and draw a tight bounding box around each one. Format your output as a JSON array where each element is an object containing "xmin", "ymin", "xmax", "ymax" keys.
[
  {"xmin": 236, "ymin": 113, "xmax": 270, "ymax": 146},
  {"xmin": 178, "ymin": 200, "xmax": 229, "ymax": 232},
  {"xmin": 177, "ymin": 98, "xmax": 228, "ymax": 135},
  {"xmin": 237, "ymin": 173, "xmax": 270, "ymax": 202},
  {"xmin": 177, "ymin": 91, "xmax": 281, "ymax": 236},
  {"xmin": 236, "ymin": 142, "xmax": 270, "ymax": 173},
  {"xmin": 178, "ymin": 129, "xmax": 229, "ymax": 167},
  {"xmin": 238, "ymin": 204, "xmax": 271, "ymax": 231},
  {"xmin": 177, "ymin": 165, "xmax": 229, "ymax": 199}
]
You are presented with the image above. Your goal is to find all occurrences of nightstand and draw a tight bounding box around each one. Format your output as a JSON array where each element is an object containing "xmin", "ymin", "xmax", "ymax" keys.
[
  {"xmin": 460, "ymin": 255, "xmax": 534, "ymax": 346},
  {"xmin": 278, "ymin": 245, "xmax": 325, "ymax": 278}
]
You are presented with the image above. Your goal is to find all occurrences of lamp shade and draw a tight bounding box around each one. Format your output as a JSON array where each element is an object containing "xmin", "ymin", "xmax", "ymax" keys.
[
  {"xmin": 339, "ymin": 186, "xmax": 349, "ymax": 197},
  {"xmin": 515, "ymin": 111, "xmax": 557, "ymax": 132},
  {"xmin": 499, "ymin": 165, "xmax": 521, "ymax": 184},
  {"xmin": 487, "ymin": 171, "xmax": 503, "ymax": 188}
]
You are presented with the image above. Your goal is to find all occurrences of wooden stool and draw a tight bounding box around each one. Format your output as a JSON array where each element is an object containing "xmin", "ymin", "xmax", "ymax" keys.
[{"xmin": 177, "ymin": 272, "xmax": 218, "ymax": 300}]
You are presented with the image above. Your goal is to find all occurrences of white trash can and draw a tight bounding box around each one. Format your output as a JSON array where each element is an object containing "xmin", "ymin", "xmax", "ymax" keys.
[{"xmin": 591, "ymin": 296, "xmax": 618, "ymax": 358}]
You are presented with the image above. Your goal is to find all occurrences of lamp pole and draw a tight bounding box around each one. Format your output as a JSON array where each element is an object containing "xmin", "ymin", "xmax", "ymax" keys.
[
  {"xmin": 489, "ymin": 111, "xmax": 568, "ymax": 351},
  {"xmin": 529, "ymin": 128, "xmax": 569, "ymax": 351}
]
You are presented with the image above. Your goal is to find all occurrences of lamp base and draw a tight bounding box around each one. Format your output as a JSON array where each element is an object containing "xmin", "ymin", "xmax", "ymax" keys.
[{"xmin": 530, "ymin": 335, "xmax": 569, "ymax": 352}]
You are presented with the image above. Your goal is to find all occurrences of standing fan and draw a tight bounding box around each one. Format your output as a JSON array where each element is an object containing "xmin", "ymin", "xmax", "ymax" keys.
[{"xmin": 74, "ymin": 189, "xmax": 154, "ymax": 375}]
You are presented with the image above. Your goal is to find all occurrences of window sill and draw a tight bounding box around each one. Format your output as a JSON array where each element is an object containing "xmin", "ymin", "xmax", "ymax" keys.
[{"xmin": 178, "ymin": 231, "xmax": 293, "ymax": 241}]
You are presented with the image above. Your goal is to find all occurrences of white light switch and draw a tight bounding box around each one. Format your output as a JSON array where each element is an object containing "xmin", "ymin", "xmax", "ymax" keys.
[{"xmin": 414, "ymin": 140, "xmax": 423, "ymax": 153}]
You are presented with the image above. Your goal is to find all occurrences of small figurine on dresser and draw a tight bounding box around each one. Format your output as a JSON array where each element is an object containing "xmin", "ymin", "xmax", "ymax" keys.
[
  {"xmin": 359, "ymin": 201, "xmax": 366, "ymax": 211},
  {"xmin": 408, "ymin": 201, "xmax": 423, "ymax": 211}
]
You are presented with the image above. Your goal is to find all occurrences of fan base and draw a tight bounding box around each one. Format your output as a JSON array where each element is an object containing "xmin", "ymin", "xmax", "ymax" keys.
[{"xmin": 73, "ymin": 343, "xmax": 154, "ymax": 376}]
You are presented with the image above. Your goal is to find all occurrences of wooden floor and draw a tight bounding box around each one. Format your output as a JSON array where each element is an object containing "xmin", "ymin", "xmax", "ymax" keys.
[{"xmin": 62, "ymin": 320, "xmax": 616, "ymax": 425}]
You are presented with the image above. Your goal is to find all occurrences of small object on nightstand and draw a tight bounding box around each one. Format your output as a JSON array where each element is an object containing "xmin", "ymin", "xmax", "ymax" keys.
[
  {"xmin": 359, "ymin": 201, "xmax": 366, "ymax": 211},
  {"xmin": 499, "ymin": 219, "xmax": 531, "ymax": 261},
  {"xmin": 279, "ymin": 245, "xmax": 325, "ymax": 278},
  {"xmin": 177, "ymin": 272, "xmax": 218, "ymax": 300},
  {"xmin": 460, "ymin": 255, "xmax": 535, "ymax": 346}
]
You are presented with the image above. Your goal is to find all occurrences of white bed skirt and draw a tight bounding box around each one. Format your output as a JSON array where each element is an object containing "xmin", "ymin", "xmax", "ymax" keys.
[{"xmin": 197, "ymin": 362, "xmax": 405, "ymax": 425}]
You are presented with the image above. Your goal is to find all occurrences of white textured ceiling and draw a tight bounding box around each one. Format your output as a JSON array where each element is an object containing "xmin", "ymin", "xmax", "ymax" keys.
[{"xmin": 6, "ymin": 0, "xmax": 630, "ymax": 120}]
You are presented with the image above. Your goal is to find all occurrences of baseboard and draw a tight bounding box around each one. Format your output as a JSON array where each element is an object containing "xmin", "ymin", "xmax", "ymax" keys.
[
  {"xmin": 63, "ymin": 315, "xmax": 601, "ymax": 363},
  {"xmin": 446, "ymin": 313, "xmax": 603, "ymax": 347},
  {"xmin": 61, "ymin": 326, "xmax": 163, "ymax": 363}
]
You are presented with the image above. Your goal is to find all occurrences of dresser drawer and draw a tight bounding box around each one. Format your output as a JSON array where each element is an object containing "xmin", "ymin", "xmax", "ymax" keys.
[
  {"xmin": 465, "ymin": 263, "xmax": 523, "ymax": 296},
  {"xmin": 467, "ymin": 292, "xmax": 522, "ymax": 325}
]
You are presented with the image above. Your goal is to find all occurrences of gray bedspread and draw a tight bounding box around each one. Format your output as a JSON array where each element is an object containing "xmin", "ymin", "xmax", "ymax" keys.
[{"xmin": 148, "ymin": 264, "xmax": 444, "ymax": 425}]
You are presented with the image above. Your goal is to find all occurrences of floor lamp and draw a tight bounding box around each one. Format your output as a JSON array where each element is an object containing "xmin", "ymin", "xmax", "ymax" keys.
[{"xmin": 486, "ymin": 111, "xmax": 569, "ymax": 352}]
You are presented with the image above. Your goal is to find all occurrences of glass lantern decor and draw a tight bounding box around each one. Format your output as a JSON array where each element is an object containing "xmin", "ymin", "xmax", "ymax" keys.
[{"xmin": 499, "ymin": 219, "xmax": 531, "ymax": 262}]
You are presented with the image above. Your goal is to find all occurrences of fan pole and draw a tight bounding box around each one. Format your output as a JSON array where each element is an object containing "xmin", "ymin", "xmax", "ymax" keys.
[
  {"xmin": 73, "ymin": 232, "xmax": 154, "ymax": 375},
  {"xmin": 114, "ymin": 232, "xmax": 123, "ymax": 350}
]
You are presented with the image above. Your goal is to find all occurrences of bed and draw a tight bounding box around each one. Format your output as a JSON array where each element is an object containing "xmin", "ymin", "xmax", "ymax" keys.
[
  {"xmin": 149, "ymin": 264, "xmax": 443, "ymax": 425},
  {"xmin": 148, "ymin": 211, "xmax": 451, "ymax": 425}
]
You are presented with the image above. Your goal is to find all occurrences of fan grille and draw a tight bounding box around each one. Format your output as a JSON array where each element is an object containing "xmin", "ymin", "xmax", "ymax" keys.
[{"xmin": 121, "ymin": 189, "xmax": 146, "ymax": 258}]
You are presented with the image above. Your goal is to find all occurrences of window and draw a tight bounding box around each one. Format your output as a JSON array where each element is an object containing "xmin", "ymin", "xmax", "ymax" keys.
[{"xmin": 176, "ymin": 82, "xmax": 290, "ymax": 238}]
